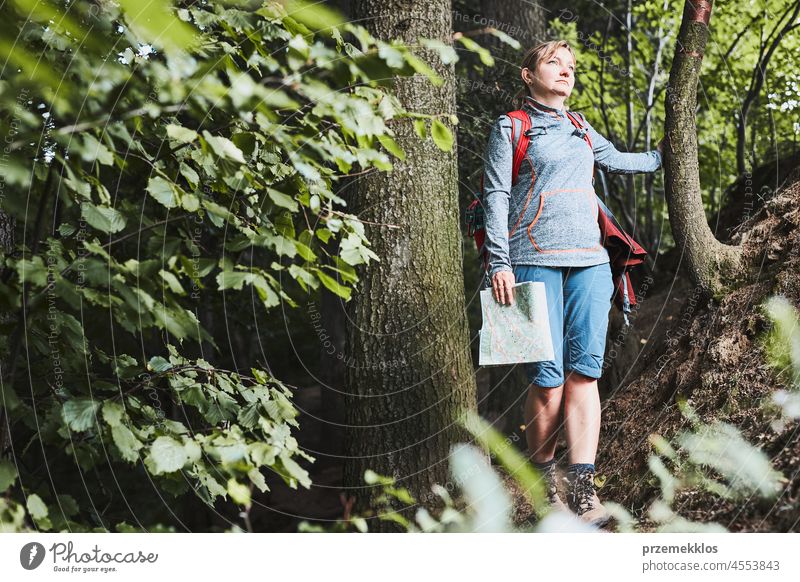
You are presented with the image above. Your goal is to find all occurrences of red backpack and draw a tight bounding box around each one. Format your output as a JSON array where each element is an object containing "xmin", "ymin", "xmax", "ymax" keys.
[{"xmin": 465, "ymin": 109, "xmax": 647, "ymax": 325}]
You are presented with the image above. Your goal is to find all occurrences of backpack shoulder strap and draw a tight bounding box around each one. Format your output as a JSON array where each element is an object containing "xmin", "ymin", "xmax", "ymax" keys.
[
  {"xmin": 565, "ymin": 110, "xmax": 593, "ymax": 150},
  {"xmin": 506, "ymin": 110, "xmax": 531, "ymax": 185},
  {"xmin": 565, "ymin": 110, "xmax": 596, "ymax": 184}
]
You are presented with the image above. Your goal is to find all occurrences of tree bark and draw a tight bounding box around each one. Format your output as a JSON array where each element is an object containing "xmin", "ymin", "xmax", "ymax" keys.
[
  {"xmin": 344, "ymin": 0, "xmax": 478, "ymax": 529},
  {"xmin": 478, "ymin": 0, "xmax": 544, "ymax": 50},
  {"xmin": 664, "ymin": 0, "xmax": 744, "ymax": 298}
]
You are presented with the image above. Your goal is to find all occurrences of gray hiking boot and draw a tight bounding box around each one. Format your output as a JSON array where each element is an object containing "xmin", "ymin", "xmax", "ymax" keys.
[
  {"xmin": 566, "ymin": 470, "xmax": 612, "ymax": 527},
  {"xmin": 538, "ymin": 462, "xmax": 570, "ymax": 513}
]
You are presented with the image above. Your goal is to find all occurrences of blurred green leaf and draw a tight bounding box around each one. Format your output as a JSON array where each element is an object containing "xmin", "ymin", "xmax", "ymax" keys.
[
  {"xmin": 431, "ymin": 118, "xmax": 454, "ymax": 152},
  {"xmin": 62, "ymin": 399, "xmax": 101, "ymax": 432}
]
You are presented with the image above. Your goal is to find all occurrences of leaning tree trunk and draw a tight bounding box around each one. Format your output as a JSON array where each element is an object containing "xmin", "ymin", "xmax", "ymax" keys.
[
  {"xmin": 344, "ymin": 0, "xmax": 478, "ymax": 528},
  {"xmin": 664, "ymin": 0, "xmax": 744, "ymax": 297}
]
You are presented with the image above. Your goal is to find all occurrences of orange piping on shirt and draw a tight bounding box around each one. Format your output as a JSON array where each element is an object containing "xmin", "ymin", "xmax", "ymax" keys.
[
  {"xmin": 508, "ymin": 155, "xmax": 536, "ymax": 239},
  {"xmin": 526, "ymin": 189, "xmax": 603, "ymax": 253}
]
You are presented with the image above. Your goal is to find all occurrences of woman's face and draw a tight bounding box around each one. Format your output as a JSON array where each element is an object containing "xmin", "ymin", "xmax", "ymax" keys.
[{"xmin": 522, "ymin": 46, "xmax": 576, "ymax": 100}]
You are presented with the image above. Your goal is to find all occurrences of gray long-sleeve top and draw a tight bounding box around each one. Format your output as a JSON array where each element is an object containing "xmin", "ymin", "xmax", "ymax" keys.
[{"xmin": 481, "ymin": 95, "xmax": 662, "ymax": 276}]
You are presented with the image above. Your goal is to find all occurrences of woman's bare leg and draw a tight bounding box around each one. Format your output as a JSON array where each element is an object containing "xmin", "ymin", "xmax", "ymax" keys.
[
  {"xmin": 523, "ymin": 383, "xmax": 564, "ymax": 462},
  {"xmin": 562, "ymin": 371, "xmax": 600, "ymax": 463}
]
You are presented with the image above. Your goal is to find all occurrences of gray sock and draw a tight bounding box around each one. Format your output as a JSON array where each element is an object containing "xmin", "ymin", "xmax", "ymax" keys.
[
  {"xmin": 566, "ymin": 463, "xmax": 595, "ymax": 480},
  {"xmin": 533, "ymin": 458, "xmax": 556, "ymax": 472}
]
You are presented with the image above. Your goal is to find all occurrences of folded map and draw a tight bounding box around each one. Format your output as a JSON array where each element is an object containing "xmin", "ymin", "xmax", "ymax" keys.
[{"xmin": 478, "ymin": 281, "xmax": 555, "ymax": 366}]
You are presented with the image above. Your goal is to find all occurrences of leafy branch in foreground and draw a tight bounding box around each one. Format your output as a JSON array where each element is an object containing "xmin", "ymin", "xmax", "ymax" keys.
[{"xmin": 0, "ymin": 0, "xmax": 458, "ymax": 531}]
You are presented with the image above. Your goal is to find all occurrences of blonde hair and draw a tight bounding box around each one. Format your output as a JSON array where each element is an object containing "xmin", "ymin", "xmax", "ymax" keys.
[{"xmin": 514, "ymin": 40, "xmax": 577, "ymax": 107}]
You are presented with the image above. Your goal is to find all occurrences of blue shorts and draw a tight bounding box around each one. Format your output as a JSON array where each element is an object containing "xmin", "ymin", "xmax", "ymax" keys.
[{"xmin": 512, "ymin": 263, "xmax": 614, "ymax": 387}]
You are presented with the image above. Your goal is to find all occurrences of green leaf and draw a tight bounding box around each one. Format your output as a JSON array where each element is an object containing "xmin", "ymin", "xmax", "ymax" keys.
[
  {"xmin": 26, "ymin": 493, "xmax": 49, "ymax": 520},
  {"xmin": 227, "ymin": 478, "xmax": 251, "ymax": 506},
  {"xmin": 147, "ymin": 356, "xmax": 172, "ymax": 372},
  {"xmin": 378, "ymin": 44, "xmax": 405, "ymax": 68},
  {"xmin": 249, "ymin": 442, "xmax": 277, "ymax": 466},
  {"xmin": 260, "ymin": 90, "xmax": 300, "ymax": 110},
  {"xmin": 112, "ymin": 424, "xmax": 144, "ymax": 463},
  {"xmin": 181, "ymin": 193, "xmax": 200, "ymax": 212},
  {"xmin": 279, "ymin": 450, "xmax": 311, "ymax": 489},
  {"xmin": 403, "ymin": 52, "xmax": 443, "ymax": 86},
  {"xmin": 0, "ymin": 459, "xmax": 18, "ymax": 492},
  {"xmin": 159, "ymin": 270, "xmax": 186, "ymax": 295},
  {"xmin": 456, "ymin": 36, "xmax": 494, "ymax": 66},
  {"xmin": 314, "ymin": 269, "xmax": 351, "ymax": 300},
  {"xmin": 184, "ymin": 439, "xmax": 202, "ymax": 465},
  {"xmin": 252, "ymin": 275, "xmax": 280, "ymax": 309},
  {"xmin": 198, "ymin": 470, "xmax": 227, "ymax": 501},
  {"xmin": 377, "ymin": 134, "xmax": 406, "ymax": 161},
  {"xmin": 102, "ymin": 400, "xmax": 125, "ymax": 427},
  {"xmin": 116, "ymin": 0, "xmax": 197, "ymax": 52},
  {"xmin": 413, "ymin": 119, "xmax": 427, "ymax": 140},
  {"xmin": 80, "ymin": 134, "xmax": 114, "ymax": 166},
  {"xmin": 202, "ymin": 131, "xmax": 246, "ymax": 164},
  {"xmin": 430, "ymin": 119, "xmax": 454, "ymax": 152},
  {"xmin": 179, "ymin": 163, "xmax": 200, "ymax": 188},
  {"xmin": 147, "ymin": 436, "xmax": 190, "ymax": 475},
  {"xmin": 216, "ymin": 270, "xmax": 250, "ymax": 291},
  {"xmin": 166, "ymin": 124, "xmax": 198, "ymax": 144},
  {"xmin": 282, "ymin": 0, "xmax": 344, "ymax": 32},
  {"xmin": 293, "ymin": 240, "xmax": 316, "ymax": 262},
  {"xmin": 267, "ymin": 188, "xmax": 299, "ymax": 211},
  {"xmin": 339, "ymin": 232, "xmax": 378, "ymax": 266},
  {"xmin": 16, "ymin": 257, "xmax": 48, "ymax": 287},
  {"xmin": 81, "ymin": 203, "xmax": 127, "ymax": 234},
  {"xmin": 288, "ymin": 264, "xmax": 318, "ymax": 290},
  {"xmin": 248, "ymin": 468, "xmax": 270, "ymax": 493},
  {"xmin": 487, "ymin": 28, "xmax": 522, "ymax": 50},
  {"xmin": 420, "ymin": 38, "xmax": 458, "ymax": 65},
  {"xmin": 147, "ymin": 176, "xmax": 179, "ymax": 209},
  {"xmin": 62, "ymin": 398, "xmax": 101, "ymax": 432},
  {"xmin": 202, "ymin": 200, "xmax": 235, "ymax": 226},
  {"xmin": 364, "ymin": 469, "xmax": 395, "ymax": 485},
  {"xmin": 460, "ymin": 410, "xmax": 547, "ymax": 518}
]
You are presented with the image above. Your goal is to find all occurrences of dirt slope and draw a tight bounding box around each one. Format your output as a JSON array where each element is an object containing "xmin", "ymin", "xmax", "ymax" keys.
[{"xmin": 597, "ymin": 170, "xmax": 800, "ymax": 532}]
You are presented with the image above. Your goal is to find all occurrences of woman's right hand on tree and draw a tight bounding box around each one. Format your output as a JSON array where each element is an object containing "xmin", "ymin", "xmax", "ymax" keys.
[{"xmin": 491, "ymin": 270, "xmax": 515, "ymax": 305}]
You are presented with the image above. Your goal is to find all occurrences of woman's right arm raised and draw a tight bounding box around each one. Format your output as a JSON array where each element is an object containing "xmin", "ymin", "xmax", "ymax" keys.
[{"xmin": 482, "ymin": 116, "xmax": 516, "ymax": 305}]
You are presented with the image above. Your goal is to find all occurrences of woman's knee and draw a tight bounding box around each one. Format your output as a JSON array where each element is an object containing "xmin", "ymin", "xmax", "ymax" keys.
[{"xmin": 528, "ymin": 382, "xmax": 564, "ymax": 405}]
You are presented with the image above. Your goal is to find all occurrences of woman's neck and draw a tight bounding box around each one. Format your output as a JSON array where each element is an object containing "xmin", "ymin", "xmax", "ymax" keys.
[{"xmin": 528, "ymin": 93, "xmax": 566, "ymax": 112}]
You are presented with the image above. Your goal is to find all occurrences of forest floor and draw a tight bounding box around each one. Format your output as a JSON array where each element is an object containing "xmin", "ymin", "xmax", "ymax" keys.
[{"xmin": 593, "ymin": 170, "xmax": 800, "ymax": 532}]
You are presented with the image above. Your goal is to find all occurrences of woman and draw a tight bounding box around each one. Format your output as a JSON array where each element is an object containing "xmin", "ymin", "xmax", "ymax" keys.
[{"xmin": 481, "ymin": 39, "xmax": 664, "ymax": 527}]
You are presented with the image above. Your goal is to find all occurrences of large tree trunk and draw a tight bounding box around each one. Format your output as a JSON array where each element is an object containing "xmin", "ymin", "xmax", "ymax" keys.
[
  {"xmin": 344, "ymin": 0, "xmax": 478, "ymax": 529},
  {"xmin": 664, "ymin": 0, "xmax": 744, "ymax": 297}
]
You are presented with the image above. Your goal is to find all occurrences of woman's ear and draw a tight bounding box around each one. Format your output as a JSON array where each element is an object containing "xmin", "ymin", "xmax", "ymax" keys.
[{"xmin": 521, "ymin": 67, "xmax": 534, "ymax": 87}]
